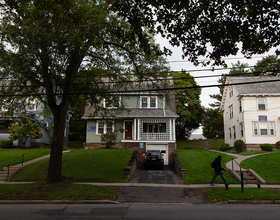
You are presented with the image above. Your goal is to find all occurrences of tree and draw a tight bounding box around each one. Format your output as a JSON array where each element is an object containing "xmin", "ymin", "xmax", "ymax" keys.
[
  {"xmin": 9, "ymin": 119, "xmax": 43, "ymax": 147},
  {"xmin": 202, "ymin": 108, "xmax": 224, "ymax": 139},
  {"xmin": 252, "ymin": 55, "xmax": 280, "ymax": 76},
  {"xmin": 1, "ymin": 0, "xmax": 280, "ymax": 183},
  {"xmin": 172, "ymin": 71, "xmax": 204, "ymax": 139}
]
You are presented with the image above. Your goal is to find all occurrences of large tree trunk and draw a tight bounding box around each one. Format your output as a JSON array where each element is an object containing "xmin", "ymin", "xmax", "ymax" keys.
[{"xmin": 46, "ymin": 105, "xmax": 68, "ymax": 183}]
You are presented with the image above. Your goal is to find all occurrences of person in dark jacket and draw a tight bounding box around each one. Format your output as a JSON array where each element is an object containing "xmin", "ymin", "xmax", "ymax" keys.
[{"xmin": 210, "ymin": 155, "xmax": 229, "ymax": 186}]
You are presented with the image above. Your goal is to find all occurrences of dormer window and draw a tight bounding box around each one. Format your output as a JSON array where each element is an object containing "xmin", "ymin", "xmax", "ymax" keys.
[
  {"xmin": 140, "ymin": 96, "xmax": 157, "ymax": 108},
  {"xmin": 103, "ymin": 96, "xmax": 121, "ymax": 108}
]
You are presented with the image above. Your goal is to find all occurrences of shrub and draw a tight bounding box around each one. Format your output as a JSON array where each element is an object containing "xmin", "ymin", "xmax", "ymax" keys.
[
  {"xmin": 101, "ymin": 132, "xmax": 117, "ymax": 148},
  {"xmin": 220, "ymin": 143, "xmax": 230, "ymax": 151},
  {"xmin": 260, "ymin": 143, "xmax": 274, "ymax": 151},
  {"xmin": 0, "ymin": 140, "xmax": 13, "ymax": 148},
  {"xmin": 234, "ymin": 140, "xmax": 245, "ymax": 153},
  {"xmin": 276, "ymin": 141, "xmax": 280, "ymax": 149}
]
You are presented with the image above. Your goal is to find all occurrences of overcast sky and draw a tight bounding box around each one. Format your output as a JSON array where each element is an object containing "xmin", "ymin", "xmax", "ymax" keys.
[
  {"xmin": 156, "ymin": 37, "xmax": 279, "ymax": 134},
  {"xmin": 157, "ymin": 37, "xmax": 279, "ymax": 108}
]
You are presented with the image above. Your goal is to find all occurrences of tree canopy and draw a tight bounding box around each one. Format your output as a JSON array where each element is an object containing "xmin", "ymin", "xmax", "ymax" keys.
[
  {"xmin": 172, "ymin": 71, "xmax": 204, "ymax": 139},
  {"xmin": 1, "ymin": 0, "xmax": 280, "ymax": 183}
]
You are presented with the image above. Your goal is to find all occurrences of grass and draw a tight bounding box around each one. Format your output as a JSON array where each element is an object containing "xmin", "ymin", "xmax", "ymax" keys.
[
  {"xmin": 0, "ymin": 147, "xmax": 51, "ymax": 170},
  {"xmin": 176, "ymin": 149, "xmax": 239, "ymax": 184},
  {"xmin": 204, "ymin": 188, "xmax": 280, "ymax": 203},
  {"xmin": 10, "ymin": 148, "xmax": 132, "ymax": 182},
  {"xmin": 241, "ymin": 150, "xmax": 280, "ymax": 184},
  {"xmin": 0, "ymin": 182, "xmax": 115, "ymax": 200}
]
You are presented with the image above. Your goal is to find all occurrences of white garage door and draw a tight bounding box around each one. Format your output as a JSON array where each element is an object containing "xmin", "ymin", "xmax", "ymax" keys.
[{"xmin": 146, "ymin": 144, "xmax": 168, "ymax": 165}]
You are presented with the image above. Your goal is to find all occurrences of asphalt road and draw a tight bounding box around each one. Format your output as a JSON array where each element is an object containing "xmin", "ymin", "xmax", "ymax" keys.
[{"xmin": 1, "ymin": 203, "xmax": 280, "ymax": 220}]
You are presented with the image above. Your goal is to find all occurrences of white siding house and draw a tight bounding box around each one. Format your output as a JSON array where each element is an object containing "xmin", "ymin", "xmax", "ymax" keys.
[{"xmin": 221, "ymin": 76, "xmax": 280, "ymax": 149}]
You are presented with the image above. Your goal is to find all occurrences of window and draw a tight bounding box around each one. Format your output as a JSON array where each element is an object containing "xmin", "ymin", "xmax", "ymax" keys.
[
  {"xmin": 239, "ymin": 100, "xmax": 242, "ymax": 113},
  {"xmin": 143, "ymin": 123, "xmax": 166, "ymax": 133},
  {"xmin": 253, "ymin": 123, "xmax": 258, "ymax": 135},
  {"xmin": 140, "ymin": 96, "xmax": 157, "ymax": 108},
  {"xmin": 103, "ymin": 97, "xmax": 120, "ymax": 108},
  {"xmin": 229, "ymin": 105, "xmax": 233, "ymax": 119},
  {"xmin": 26, "ymin": 97, "xmax": 37, "ymax": 111},
  {"xmin": 270, "ymin": 123, "xmax": 275, "ymax": 135},
  {"xmin": 229, "ymin": 86, "xmax": 233, "ymax": 98},
  {"xmin": 97, "ymin": 121, "xmax": 114, "ymax": 135},
  {"xmin": 229, "ymin": 128, "xmax": 232, "ymax": 139},
  {"xmin": 253, "ymin": 122, "xmax": 275, "ymax": 136},
  {"xmin": 240, "ymin": 123, "xmax": 244, "ymax": 137},
  {"xmin": 233, "ymin": 126, "xmax": 236, "ymax": 139},
  {"xmin": 258, "ymin": 98, "xmax": 266, "ymax": 110},
  {"xmin": 98, "ymin": 122, "xmax": 104, "ymax": 134}
]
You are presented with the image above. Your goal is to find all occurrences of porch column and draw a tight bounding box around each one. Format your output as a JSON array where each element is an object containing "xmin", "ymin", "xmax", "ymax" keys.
[
  {"xmin": 169, "ymin": 119, "xmax": 172, "ymax": 140},
  {"xmin": 137, "ymin": 119, "xmax": 140, "ymax": 140},
  {"xmin": 173, "ymin": 119, "xmax": 176, "ymax": 140},
  {"xmin": 134, "ymin": 119, "xmax": 137, "ymax": 140}
]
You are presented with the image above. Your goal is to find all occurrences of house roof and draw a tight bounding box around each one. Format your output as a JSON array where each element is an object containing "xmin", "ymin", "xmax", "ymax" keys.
[
  {"xmin": 221, "ymin": 76, "xmax": 280, "ymax": 110},
  {"xmin": 82, "ymin": 77, "xmax": 178, "ymax": 119}
]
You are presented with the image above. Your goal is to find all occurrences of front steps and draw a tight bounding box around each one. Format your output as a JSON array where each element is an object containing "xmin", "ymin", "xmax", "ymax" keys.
[
  {"xmin": 229, "ymin": 169, "xmax": 266, "ymax": 185},
  {"xmin": 0, "ymin": 165, "xmax": 25, "ymax": 181}
]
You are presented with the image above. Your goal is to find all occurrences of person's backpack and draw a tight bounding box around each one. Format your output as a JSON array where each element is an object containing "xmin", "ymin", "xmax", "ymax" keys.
[{"xmin": 211, "ymin": 158, "xmax": 217, "ymax": 169}]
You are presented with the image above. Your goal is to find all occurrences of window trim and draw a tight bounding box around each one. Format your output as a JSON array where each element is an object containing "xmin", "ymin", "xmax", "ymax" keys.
[
  {"xmin": 257, "ymin": 98, "xmax": 266, "ymax": 111},
  {"xmin": 252, "ymin": 121, "xmax": 275, "ymax": 136},
  {"xmin": 96, "ymin": 121, "xmax": 115, "ymax": 135},
  {"xmin": 140, "ymin": 96, "xmax": 158, "ymax": 108}
]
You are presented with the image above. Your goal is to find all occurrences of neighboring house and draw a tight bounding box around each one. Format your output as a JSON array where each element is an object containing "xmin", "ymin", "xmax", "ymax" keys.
[
  {"xmin": 82, "ymin": 79, "xmax": 178, "ymax": 165},
  {"xmin": 0, "ymin": 98, "xmax": 70, "ymax": 147},
  {"xmin": 220, "ymin": 76, "xmax": 280, "ymax": 149}
]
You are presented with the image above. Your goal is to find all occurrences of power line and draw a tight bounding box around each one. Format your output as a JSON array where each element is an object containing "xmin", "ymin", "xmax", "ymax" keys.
[{"xmin": 1, "ymin": 78, "xmax": 280, "ymax": 97}]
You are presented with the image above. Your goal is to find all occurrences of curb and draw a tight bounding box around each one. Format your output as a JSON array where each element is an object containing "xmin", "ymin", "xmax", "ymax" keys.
[
  {"xmin": 227, "ymin": 200, "xmax": 280, "ymax": 204},
  {"xmin": 0, "ymin": 200, "xmax": 120, "ymax": 204}
]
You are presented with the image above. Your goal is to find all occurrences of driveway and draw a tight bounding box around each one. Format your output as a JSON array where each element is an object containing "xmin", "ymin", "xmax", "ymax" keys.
[
  {"xmin": 129, "ymin": 166, "xmax": 185, "ymax": 184},
  {"xmin": 115, "ymin": 166, "xmax": 210, "ymax": 204}
]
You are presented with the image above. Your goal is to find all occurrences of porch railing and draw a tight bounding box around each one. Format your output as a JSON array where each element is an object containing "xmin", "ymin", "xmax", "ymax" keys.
[
  {"xmin": 4, "ymin": 153, "xmax": 26, "ymax": 179},
  {"xmin": 140, "ymin": 133, "xmax": 170, "ymax": 140}
]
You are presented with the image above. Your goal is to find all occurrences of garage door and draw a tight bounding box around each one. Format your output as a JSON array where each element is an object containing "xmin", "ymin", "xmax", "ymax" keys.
[{"xmin": 146, "ymin": 144, "xmax": 168, "ymax": 165}]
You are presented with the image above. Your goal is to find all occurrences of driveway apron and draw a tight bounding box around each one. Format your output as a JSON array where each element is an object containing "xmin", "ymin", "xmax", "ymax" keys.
[{"xmin": 115, "ymin": 166, "xmax": 210, "ymax": 204}]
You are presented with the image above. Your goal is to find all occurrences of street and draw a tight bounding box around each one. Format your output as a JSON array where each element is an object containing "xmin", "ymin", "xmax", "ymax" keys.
[{"xmin": 1, "ymin": 203, "xmax": 280, "ymax": 220}]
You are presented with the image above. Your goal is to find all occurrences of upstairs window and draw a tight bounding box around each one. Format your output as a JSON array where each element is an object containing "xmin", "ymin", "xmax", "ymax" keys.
[
  {"xmin": 103, "ymin": 97, "xmax": 121, "ymax": 108},
  {"xmin": 140, "ymin": 96, "xmax": 157, "ymax": 108},
  {"xmin": 258, "ymin": 98, "xmax": 266, "ymax": 110},
  {"xmin": 229, "ymin": 105, "xmax": 233, "ymax": 119}
]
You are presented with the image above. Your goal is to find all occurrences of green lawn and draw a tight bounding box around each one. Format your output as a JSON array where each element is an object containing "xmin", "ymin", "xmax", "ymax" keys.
[
  {"xmin": 241, "ymin": 151, "xmax": 280, "ymax": 184},
  {"xmin": 10, "ymin": 148, "xmax": 132, "ymax": 182},
  {"xmin": 205, "ymin": 188, "xmax": 280, "ymax": 203},
  {"xmin": 0, "ymin": 148, "xmax": 51, "ymax": 170},
  {"xmin": 0, "ymin": 182, "xmax": 115, "ymax": 200},
  {"xmin": 176, "ymin": 149, "xmax": 239, "ymax": 184}
]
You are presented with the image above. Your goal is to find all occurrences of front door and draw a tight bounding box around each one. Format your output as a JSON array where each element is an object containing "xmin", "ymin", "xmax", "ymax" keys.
[{"xmin": 125, "ymin": 121, "xmax": 133, "ymax": 139}]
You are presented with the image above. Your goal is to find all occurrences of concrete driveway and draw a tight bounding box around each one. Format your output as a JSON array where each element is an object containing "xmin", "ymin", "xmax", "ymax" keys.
[{"xmin": 115, "ymin": 166, "xmax": 210, "ymax": 204}]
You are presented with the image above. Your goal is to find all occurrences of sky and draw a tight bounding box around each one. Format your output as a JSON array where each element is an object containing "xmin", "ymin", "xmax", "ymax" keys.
[{"xmin": 156, "ymin": 37, "xmax": 279, "ymax": 134}]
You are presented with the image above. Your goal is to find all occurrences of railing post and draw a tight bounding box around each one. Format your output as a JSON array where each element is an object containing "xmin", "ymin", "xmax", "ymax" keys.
[
  {"xmin": 240, "ymin": 168, "xmax": 244, "ymax": 193},
  {"xmin": 232, "ymin": 157, "xmax": 234, "ymax": 170},
  {"xmin": 7, "ymin": 165, "xmax": 10, "ymax": 179},
  {"xmin": 22, "ymin": 154, "xmax": 24, "ymax": 166}
]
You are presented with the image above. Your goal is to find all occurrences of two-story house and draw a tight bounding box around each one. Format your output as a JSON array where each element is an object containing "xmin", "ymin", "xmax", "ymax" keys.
[
  {"xmin": 82, "ymin": 79, "xmax": 178, "ymax": 165},
  {"xmin": 221, "ymin": 76, "xmax": 280, "ymax": 149},
  {"xmin": 0, "ymin": 98, "xmax": 70, "ymax": 147}
]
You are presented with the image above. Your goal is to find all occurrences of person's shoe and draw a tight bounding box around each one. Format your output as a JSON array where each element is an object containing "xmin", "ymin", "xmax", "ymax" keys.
[{"xmin": 210, "ymin": 183, "xmax": 214, "ymax": 186}]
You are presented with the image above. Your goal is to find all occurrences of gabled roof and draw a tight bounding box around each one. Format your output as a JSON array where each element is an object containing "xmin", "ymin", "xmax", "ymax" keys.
[
  {"xmin": 221, "ymin": 76, "xmax": 280, "ymax": 110},
  {"xmin": 82, "ymin": 77, "xmax": 178, "ymax": 119}
]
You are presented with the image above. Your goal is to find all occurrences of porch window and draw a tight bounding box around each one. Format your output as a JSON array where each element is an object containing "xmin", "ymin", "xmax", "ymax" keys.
[{"xmin": 140, "ymin": 119, "xmax": 169, "ymax": 140}]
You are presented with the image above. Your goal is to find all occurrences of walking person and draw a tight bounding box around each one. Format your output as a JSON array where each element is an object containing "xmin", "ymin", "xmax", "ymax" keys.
[{"xmin": 210, "ymin": 155, "xmax": 229, "ymax": 186}]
